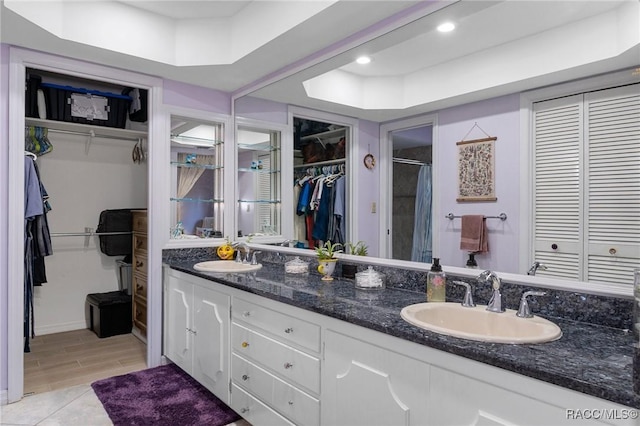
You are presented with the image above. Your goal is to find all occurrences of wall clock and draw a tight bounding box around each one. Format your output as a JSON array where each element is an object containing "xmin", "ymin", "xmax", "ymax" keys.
[{"xmin": 364, "ymin": 153, "xmax": 376, "ymax": 170}]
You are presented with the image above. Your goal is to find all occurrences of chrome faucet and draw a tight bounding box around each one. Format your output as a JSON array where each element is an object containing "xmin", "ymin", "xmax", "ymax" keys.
[
  {"xmin": 250, "ymin": 251, "xmax": 262, "ymax": 265},
  {"xmin": 477, "ymin": 270, "xmax": 505, "ymax": 313},
  {"xmin": 527, "ymin": 261, "xmax": 548, "ymax": 276},
  {"xmin": 232, "ymin": 242, "xmax": 250, "ymax": 263},
  {"xmin": 451, "ymin": 281, "xmax": 476, "ymax": 307},
  {"xmin": 516, "ymin": 291, "xmax": 547, "ymax": 318}
]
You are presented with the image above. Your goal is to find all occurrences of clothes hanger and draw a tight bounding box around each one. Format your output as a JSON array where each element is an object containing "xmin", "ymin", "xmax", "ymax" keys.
[{"xmin": 24, "ymin": 151, "xmax": 37, "ymax": 160}]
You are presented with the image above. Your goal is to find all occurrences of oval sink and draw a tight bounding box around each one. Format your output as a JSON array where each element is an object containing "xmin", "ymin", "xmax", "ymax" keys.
[
  {"xmin": 194, "ymin": 260, "xmax": 262, "ymax": 273},
  {"xmin": 400, "ymin": 302, "xmax": 562, "ymax": 344}
]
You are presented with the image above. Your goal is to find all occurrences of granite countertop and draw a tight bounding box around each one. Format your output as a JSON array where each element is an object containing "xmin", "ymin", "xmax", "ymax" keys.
[{"xmin": 167, "ymin": 260, "xmax": 639, "ymax": 409}]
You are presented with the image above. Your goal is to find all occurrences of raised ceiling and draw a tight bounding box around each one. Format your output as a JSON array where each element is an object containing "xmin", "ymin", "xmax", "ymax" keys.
[{"xmin": 2, "ymin": 0, "xmax": 638, "ymax": 122}]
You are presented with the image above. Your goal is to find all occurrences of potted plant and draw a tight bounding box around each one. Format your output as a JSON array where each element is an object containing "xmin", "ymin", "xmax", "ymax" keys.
[
  {"xmin": 315, "ymin": 240, "xmax": 342, "ymax": 281},
  {"xmin": 342, "ymin": 241, "xmax": 368, "ymax": 279}
]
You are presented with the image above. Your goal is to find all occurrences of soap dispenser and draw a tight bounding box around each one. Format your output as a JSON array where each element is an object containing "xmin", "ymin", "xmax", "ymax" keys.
[
  {"xmin": 466, "ymin": 253, "xmax": 478, "ymax": 269},
  {"xmin": 427, "ymin": 258, "xmax": 446, "ymax": 302}
]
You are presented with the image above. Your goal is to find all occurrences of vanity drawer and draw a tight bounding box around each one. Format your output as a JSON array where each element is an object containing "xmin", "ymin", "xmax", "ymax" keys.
[
  {"xmin": 132, "ymin": 273, "xmax": 147, "ymax": 300},
  {"xmin": 133, "ymin": 299, "xmax": 147, "ymax": 336},
  {"xmin": 231, "ymin": 383, "xmax": 295, "ymax": 426},
  {"xmin": 233, "ymin": 298, "xmax": 320, "ymax": 353},
  {"xmin": 133, "ymin": 234, "xmax": 147, "ymax": 253},
  {"xmin": 133, "ymin": 251, "xmax": 147, "ymax": 276},
  {"xmin": 132, "ymin": 211, "xmax": 147, "ymax": 232},
  {"xmin": 232, "ymin": 323, "xmax": 320, "ymax": 394},
  {"xmin": 233, "ymin": 354, "xmax": 320, "ymax": 426}
]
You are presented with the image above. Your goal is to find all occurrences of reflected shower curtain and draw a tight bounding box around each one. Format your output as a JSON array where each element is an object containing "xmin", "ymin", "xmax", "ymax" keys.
[{"xmin": 411, "ymin": 164, "xmax": 432, "ymax": 263}]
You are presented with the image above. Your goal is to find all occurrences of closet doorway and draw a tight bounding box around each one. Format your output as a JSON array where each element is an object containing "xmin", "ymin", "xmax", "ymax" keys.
[
  {"xmin": 380, "ymin": 115, "xmax": 438, "ymax": 262},
  {"xmin": 21, "ymin": 69, "xmax": 148, "ymax": 395}
]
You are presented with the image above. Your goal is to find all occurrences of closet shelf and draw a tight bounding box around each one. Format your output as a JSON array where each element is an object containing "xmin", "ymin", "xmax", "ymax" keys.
[
  {"xmin": 171, "ymin": 162, "xmax": 222, "ymax": 170},
  {"xmin": 25, "ymin": 117, "xmax": 147, "ymax": 141},
  {"xmin": 238, "ymin": 199, "xmax": 281, "ymax": 204},
  {"xmin": 170, "ymin": 197, "xmax": 224, "ymax": 203},
  {"xmin": 294, "ymin": 158, "xmax": 345, "ymax": 169},
  {"xmin": 300, "ymin": 128, "xmax": 345, "ymax": 142},
  {"xmin": 238, "ymin": 167, "xmax": 280, "ymax": 174},
  {"xmin": 237, "ymin": 143, "xmax": 280, "ymax": 152}
]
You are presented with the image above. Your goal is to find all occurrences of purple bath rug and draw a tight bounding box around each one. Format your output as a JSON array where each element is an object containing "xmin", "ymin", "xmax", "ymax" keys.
[{"xmin": 91, "ymin": 363, "xmax": 241, "ymax": 426}]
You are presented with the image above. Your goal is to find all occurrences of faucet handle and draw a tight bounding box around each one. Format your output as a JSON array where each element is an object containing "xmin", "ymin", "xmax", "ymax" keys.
[
  {"xmin": 251, "ymin": 251, "xmax": 262, "ymax": 265},
  {"xmin": 516, "ymin": 290, "xmax": 547, "ymax": 318},
  {"xmin": 451, "ymin": 281, "xmax": 476, "ymax": 307}
]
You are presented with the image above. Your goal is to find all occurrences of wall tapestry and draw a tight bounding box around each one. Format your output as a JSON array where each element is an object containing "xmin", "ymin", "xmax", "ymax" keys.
[{"xmin": 456, "ymin": 136, "xmax": 497, "ymax": 202}]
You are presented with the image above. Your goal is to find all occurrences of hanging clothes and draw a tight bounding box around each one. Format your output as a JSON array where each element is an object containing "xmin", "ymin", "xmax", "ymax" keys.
[{"xmin": 24, "ymin": 154, "xmax": 52, "ymax": 352}]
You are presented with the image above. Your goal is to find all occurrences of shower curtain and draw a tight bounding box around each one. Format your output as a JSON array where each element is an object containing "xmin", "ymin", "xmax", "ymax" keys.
[
  {"xmin": 176, "ymin": 153, "xmax": 216, "ymax": 222},
  {"xmin": 411, "ymin": 164, "xmax": 432, "ymax": 263}
]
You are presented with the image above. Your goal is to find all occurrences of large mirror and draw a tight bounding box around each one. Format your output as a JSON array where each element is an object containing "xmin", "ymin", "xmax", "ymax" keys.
[{"xmin": 234, "ymin": 0, "xmax": 639, "ymax": 293}]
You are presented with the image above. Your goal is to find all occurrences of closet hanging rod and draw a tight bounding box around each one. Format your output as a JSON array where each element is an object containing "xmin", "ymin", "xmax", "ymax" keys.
[
  {"xmin": 445, "ymin": 213, "xmax": 507, "ymax": 221},
  {"xmin": 44, "ymin": 128, "xmax": 142, "ymax": 142},
  {"xmin": 50, "ymin": 231, "xmax": 132, "ymax": 237},
  {"xmin": 293, "ymin": 158, "xmax": 345, "ymax": 169},
  {"xmin": 392, "ymin": 157, "xmax": 429, "ymax": 166}
]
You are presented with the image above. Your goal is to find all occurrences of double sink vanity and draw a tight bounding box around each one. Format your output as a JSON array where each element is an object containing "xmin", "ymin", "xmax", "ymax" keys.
[{"xmin": 163, "ymin": 246, "xmax": 638, "ymax": 426}]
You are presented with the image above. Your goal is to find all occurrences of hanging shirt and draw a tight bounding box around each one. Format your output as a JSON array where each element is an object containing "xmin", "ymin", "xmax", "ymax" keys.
[{"xmin": 25, "ymin": 157, "xmax": 43, "ymax": 219}]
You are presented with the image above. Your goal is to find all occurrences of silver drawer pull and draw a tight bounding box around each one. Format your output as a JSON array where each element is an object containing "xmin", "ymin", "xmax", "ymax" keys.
[
  {"xmin": 288, "ymin": 401, "xmax": 294, "ymax": 405},
  {"xmin": 284, "ymin": 327, "xmax": 294, "ymax": 333},
  {"xmin": 284, "ymin": 362, "xmax": 293, "ymax": 369},
  {"xmin": 240, "ymin": 407, "xmax": 249, "ymax": 414},
  {"xmin": 242, "ymin": 311, "xmax": 251, "ymax": 317},
  {"xmin": 242, "ymin": 374, "xmax": 249, "ymax": 381}
]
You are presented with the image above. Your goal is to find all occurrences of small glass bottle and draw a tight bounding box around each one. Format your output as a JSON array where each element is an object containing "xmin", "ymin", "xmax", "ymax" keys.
[
  {"xmin": 466, "ymin": 253, "xmax": 478, "ymax": 269},
  {"xmin": 427, "ymin": 258, "xmax": 446, "ymax": 302}
]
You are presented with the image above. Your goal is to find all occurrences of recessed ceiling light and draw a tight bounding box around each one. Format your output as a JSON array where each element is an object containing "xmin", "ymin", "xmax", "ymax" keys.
[
  {"xmin": 356, "ymin": 56, "xmax": 371, "ymax": 65},
  {"xmin": 437, "ymin": 22, "xmax": 455, "ymax": 33}
]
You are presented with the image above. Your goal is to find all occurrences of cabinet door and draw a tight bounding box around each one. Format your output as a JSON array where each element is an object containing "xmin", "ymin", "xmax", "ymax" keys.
[
  {"xmin": 192, "ymin": 284, "xmax": 230, "ymax": 403},
  {"xmin": 164, "ymin": 275, "xmax": 192, "ymax": 373},
  {"xmin": 428, "ymin": 366, "xmax": 619, "ymax": 426},
  {"xmin": 322, "ymin": 330, "xmax": 430, "ymax": 426}
]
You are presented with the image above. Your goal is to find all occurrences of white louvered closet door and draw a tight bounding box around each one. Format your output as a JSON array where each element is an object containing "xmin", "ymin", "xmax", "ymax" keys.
[
  {"xmin": 533, "ymin": 84, "xmax": 640, "ymax": 286},
  {"xmin": 585, "ymin": 85, "xmax": 640, "ymax": 285},
  {"xmin": 533, "ymin": 94, "xmax": 584, "ymax": 281},
  {"xmin": 256, "ymin": 154, "xmax": 273, "ymax": 233}
]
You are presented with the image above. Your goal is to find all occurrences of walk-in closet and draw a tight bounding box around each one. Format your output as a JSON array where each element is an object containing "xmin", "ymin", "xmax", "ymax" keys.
[
  {"xmin": 23, "ymin": 69, "xmax": 148, "ymax": 395},
  {"xmin": 293, "ymin": 117, "xmax": 348, "ymax": 250}
]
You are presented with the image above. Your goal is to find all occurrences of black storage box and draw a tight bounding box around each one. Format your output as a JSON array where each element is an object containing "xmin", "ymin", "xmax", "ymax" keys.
[
  {"xmin": 25, "ymin": 73, "xmax": 42, "ymax": 118},
  {"xmin": 96, "ymin": 209, "xmax": 133, "ymax": 256},
  {"xmin": 86, "ymin": 291, "xmax": 132, "ymax": 338},
  {"xmin": 41, "ymin": 82, "xmax": 132, "ymax": 128}
]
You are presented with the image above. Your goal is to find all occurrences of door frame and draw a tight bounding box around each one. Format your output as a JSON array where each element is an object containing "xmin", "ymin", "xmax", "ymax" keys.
[
  {"xmin": 6, "ymin": 47, "xmax": 164, "ymax": 402},
  {"xmin": 379, "ymin": 114, "xmax": 439, "ymax": 259}
]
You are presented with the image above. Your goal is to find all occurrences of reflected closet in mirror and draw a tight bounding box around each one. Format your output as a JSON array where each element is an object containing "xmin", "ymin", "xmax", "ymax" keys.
[{"xmin": 293, "ymin": 116, "xmax": 348, "ymax": 250}]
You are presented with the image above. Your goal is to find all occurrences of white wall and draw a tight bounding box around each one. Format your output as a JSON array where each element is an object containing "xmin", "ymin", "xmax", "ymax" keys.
[
  {"xmin": 33, "ymin": 133, "xmax": 147, "ymax": 334},
  {"xmin": 436, "ymin": 94, "xmax": 521, "ymax": 273}
]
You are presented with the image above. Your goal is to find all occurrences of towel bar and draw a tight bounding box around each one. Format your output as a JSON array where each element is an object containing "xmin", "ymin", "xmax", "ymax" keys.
[{"xmin": 445, "ymin": 213, "xmax": 507, "ymax": 221}]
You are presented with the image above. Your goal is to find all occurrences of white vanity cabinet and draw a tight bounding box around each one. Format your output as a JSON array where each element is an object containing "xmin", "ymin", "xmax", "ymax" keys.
[
  {"xmin": 163, "ymin": 269, "xmax": 231, "ymax": 404},
  {"xmin": 162, "ymin": 268, "xmax": 637, "ymax": 426},
  {"xmin": 322, "ymin": 329, "xmax": 431, "ymax": 426},
  {"xmin": 230, "ymin": 297, "xmax": 321, "ymax": 426}
]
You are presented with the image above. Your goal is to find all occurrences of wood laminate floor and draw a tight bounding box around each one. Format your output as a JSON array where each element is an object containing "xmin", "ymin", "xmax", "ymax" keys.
[{"xmin": 23, "ymin": 328, "xmax": 147, "ymax": 396}]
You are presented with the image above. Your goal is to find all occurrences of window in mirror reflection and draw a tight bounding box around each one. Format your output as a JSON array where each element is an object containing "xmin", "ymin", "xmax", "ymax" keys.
[
  {"xmin": 170, "ymin": 116, "xmax": 224, "ymax": 239},
  {"xmin": 293, "ymin": 117, "xmax": 347, "ymax": 249},
  {"xmin": 237, "ymin": 126, "xmax": 281, "ymax": 237}
]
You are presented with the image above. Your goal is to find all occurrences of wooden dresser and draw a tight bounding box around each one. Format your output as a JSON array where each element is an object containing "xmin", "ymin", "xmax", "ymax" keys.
[{"xmin": 131, "ymin": 210, "xmax": 148, "ymax": 339}]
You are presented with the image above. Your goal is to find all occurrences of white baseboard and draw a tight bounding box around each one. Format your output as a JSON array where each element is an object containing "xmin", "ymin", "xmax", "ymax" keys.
[{"xmin": 34, "ymin": 320, "xmax": 87, "ymax": 336}]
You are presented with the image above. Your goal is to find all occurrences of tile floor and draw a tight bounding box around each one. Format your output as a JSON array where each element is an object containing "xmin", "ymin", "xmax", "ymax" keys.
[{"xmin": 0, "ymin": 384, "xmax": 251, "ymax": 426}]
